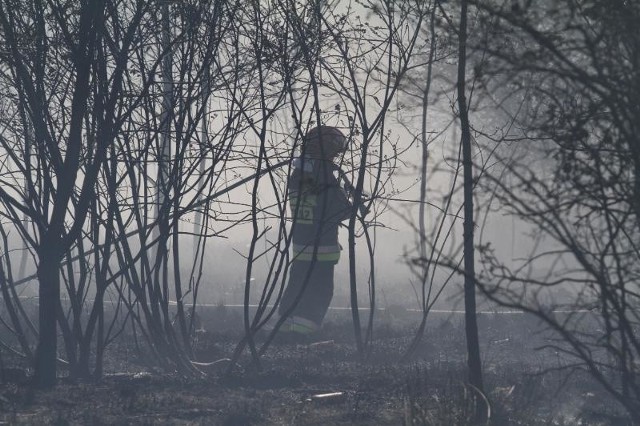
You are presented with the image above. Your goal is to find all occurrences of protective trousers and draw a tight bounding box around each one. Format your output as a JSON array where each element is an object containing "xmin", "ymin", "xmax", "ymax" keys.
[{"xmin": 278, "ymin": 259, "xmax": 335, "ymax": 327}]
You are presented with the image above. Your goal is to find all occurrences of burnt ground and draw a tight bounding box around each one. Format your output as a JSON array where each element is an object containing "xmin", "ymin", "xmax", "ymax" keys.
[{"xmin": 0, "ymin": 308, "xmax": 632, "ymax": 425}]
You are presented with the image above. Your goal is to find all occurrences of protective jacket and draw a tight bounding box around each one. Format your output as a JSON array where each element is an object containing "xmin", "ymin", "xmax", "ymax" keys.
[{"xmin": 289, "ymin": 156, "xmax": 351, "ymax": 263}]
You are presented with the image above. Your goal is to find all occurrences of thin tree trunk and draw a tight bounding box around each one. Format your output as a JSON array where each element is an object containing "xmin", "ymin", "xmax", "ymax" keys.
[
  {"xmin": 34, "ymin": 249, "xmax": 61, "ymax": 387},
  {"xmin": 457, "ymin": 0, "xmax": 487, "ymax": 421},
  {"xmin": 405, "ymin": 5, "xmax": 438, "ymax": 357},
  {"xmin": 94, "ymin": 294, "xmax": 105, "ymax": 379}
]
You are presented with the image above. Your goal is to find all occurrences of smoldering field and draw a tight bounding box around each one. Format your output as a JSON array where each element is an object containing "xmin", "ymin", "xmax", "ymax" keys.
[{"xmin": 0, "ymin": 299, "xmax": 627, "ymax": 425}]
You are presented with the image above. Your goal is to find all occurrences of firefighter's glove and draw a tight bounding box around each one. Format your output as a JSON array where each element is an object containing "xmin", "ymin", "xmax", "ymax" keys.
[{"xmin": 356, "ymin": 199, "xmax": 371, "ymax": 218}]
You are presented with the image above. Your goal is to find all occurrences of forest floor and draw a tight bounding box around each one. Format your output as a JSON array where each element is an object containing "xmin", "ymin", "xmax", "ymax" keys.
[{"xmin": 0, "ymin": 307, "xmax": 632, "ymax": 425}]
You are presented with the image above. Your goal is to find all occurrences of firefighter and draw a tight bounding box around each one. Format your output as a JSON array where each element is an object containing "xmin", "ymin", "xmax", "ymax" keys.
[{"xmin": 278, "ymin": 126, "xmax": 352, "ymax": 336}]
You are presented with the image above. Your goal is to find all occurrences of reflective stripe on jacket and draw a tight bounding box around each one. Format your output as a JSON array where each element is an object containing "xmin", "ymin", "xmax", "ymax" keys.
[{"xmin": 292, "ymin": 243, "xmax": 341, "ymax": 262}]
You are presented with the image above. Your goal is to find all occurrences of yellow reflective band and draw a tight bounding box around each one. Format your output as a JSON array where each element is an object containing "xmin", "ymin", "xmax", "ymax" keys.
[
  {"xmin": 292, "ymin": 251, "xmax": 340, "ymax": 262},
  {"xmin": 281, "ymin": 316, "xmax": 319, "ymax": 334},
  {"xmin": 289, "ymin": 323, "xmax": 316, "ymax": 334}
]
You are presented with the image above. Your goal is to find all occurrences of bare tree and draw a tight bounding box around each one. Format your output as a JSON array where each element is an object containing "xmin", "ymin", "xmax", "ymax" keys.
[
  {"xmin": 317, "ymin": 0, "xmax": 427, "ymax": 354},
  {"xmin": 456, "ymin": 0, "xmax": 488, "ymax": 421},
  {"xmin": 104, "ymin": 0, "xmax": 245, "ymax": 373},
  {"xmin": 0, "ymin": 0, "xmax": 156, "ymax": 386}
]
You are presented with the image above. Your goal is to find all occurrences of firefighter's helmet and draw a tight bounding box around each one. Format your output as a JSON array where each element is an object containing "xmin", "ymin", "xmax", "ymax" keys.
[{"xmin": 303, "ymin": 126, "xmax": 347, "ymax": 159}]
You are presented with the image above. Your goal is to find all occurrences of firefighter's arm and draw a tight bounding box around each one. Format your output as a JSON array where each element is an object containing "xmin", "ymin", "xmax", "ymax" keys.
[
  {"xmin": 333, "ymin": 170, "xmax": 374, "ymax": 221},
  {"xmin": 335, "ymin": 181, "xmax": 353, "ymax": 221}
]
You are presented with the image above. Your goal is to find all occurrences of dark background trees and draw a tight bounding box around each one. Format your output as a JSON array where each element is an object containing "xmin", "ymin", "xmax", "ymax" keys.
[{"xmin": 467, "ymin": 0, "xmax": 640, "ymax": 421}]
